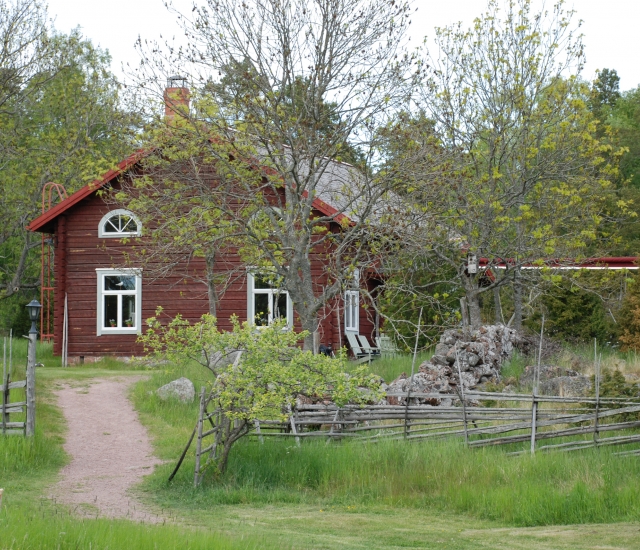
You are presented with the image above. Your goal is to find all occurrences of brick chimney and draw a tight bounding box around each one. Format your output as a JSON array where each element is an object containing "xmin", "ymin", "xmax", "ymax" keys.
[{"xmin": 164, "ymin": 76, "xmax": 190, "ymax": 120}]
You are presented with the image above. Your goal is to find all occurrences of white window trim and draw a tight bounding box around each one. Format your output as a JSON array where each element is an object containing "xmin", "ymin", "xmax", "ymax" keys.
[
  {"xmin": 344, "ymin": 290, "xmax": 359, "ymax": 333},
  {"xmin": 246, "ymin": 271, "xmax": 293, "ymax": 329},
  {"xmin": 96, "ymin": 268, "xmax": 143, "ymax": 336},
  {"xmin": 98, "ymin": 209, "xmax": 142, "ymax": 238}
]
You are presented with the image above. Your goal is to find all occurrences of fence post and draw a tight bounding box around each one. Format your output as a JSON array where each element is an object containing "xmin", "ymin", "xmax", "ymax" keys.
[
  {"xmin": 530, "ymin": 316, "xmax": 544, "ymax": 454},
  {"xmin": 288, "ymin": 405, "xmax": 301, "ymax": 447},
  {"xmin": 404, "ymin": 308, "xmax": 423, "ymax": 439},
  {"xmin": 594, "ymin": 347, "xmax": 601, "ymax": 445},
  {"xmin": 26, "ymin": 330, "xmax": 37, "ymax": 437},
  {"xmin": 455, "ymin": 343, "xmax": 469, "ymax": 447},
  {"xmin": 193, "ymin": 387, "xmax": 206, "ymax": 487},
  {"xmin": 2, "ymin": 338, "xmax": 7, "ymax": 435}
]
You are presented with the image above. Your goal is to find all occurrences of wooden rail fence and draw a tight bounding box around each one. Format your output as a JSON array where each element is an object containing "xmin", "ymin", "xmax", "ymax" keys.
[
  {"xmin": 0, "ymin": 376, "xmax": 27, "ymax": 435},
  {"xmin": 2, "ymin": 335, "xmax": 27, "ymax": 436},
  {"xmin": 180, "ymin": 386, "xmax": 640, "ymax": 486}
]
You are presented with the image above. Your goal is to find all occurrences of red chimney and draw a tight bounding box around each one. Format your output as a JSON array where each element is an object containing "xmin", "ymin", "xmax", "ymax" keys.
[{"xmin": 164, "ymin": 76, "xmax": 190, "ymax": 120}]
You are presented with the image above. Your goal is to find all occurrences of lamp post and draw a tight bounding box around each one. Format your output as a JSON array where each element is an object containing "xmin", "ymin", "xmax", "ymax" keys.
[{"xmin": 25, "ymin": 299, "xmax": 41, "ymax": 437}]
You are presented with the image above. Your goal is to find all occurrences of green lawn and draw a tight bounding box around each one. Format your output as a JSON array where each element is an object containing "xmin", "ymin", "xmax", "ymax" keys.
[{"xmin": 3, "ymin": 341, "xmax": 640, "ymax": 549}]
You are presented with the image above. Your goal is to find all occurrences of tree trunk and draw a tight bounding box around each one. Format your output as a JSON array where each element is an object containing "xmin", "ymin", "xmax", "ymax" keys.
[
  {"xmin": 205, "ymin": 252, "xmax": 218, "ymax": 317},
  {"xmin": 300, "ymin": 312, "xmax": 319, "ymax": 352},
  {"xmin": 463, "ymin": 275, "xmax": 482, "ymax": 329},
  {"xmin": 513, "ymin": 268, "xmax": 523, "ymax": 331},
  {"xmin": 494, "ymin": 285, "xmax": 503, "ymax": 324},
  {"xmin": 467, "ymin": 292, "xmax": 482, "ymax": 329}
]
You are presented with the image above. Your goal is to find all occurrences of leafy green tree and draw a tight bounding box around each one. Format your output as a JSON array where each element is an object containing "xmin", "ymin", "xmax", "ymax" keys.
[
  {"xmin": 139, "ymin": 312, "xmax": 382, "ymax": 475},
  {"xmin": 390, "ymin": 0, "xmax": 625, "ymax": 330},
  {"xmin": 0, "ymin": 25, "xmax": 135, "ymax": 315},
  {"xmin": 526, "ymin": 276, "xmax": 617, "ymax": 344}
]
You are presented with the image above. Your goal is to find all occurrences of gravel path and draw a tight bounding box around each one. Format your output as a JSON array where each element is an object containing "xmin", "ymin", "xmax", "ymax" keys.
[{"xmin": 52, "ymin": 377, "xmax": 164, "ymax": 523}]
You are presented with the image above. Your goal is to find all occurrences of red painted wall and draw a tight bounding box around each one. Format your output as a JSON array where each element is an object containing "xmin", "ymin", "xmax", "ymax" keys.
[{"xmin": 50, "ymin": 176, "xmax": 374, "ymax": 358}]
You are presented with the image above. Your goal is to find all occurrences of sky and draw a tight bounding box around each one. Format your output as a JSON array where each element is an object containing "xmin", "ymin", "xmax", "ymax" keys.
[{"xmin": 45, "ymin": 0, "xmax": 640, "ymax": 91}]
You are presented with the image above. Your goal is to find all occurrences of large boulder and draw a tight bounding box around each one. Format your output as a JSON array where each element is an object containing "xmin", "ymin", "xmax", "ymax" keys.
[
  {"xmin": 156, "ymin": 377, "xmax": 195, "ymax": 403},
  {"xmin": 539, "ymin": 375, "xmax": 591, "ymax": 397}
]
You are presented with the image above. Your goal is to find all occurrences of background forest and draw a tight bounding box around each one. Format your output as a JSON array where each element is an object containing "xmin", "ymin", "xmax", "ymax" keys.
[{"xmin": 1, "ymin": 0, "xmax": 640, "ymax": 353}]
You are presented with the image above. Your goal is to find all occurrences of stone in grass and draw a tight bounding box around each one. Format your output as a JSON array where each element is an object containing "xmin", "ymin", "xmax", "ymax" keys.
[{"xmin": 156, "ymin": 377, "xmax": 195, "ymax": 403}]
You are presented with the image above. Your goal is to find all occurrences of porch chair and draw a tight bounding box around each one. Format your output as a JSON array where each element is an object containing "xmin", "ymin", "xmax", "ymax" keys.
[
  {"xmin": 375, "ymin": 335, "xmax": 399, "ymax": 357},
  {"xmin": 345, "ymin": 332, "xmax": 380, "ymax": 364},
  {"xmin": 356, "ymin": 334, "xmax": 381, "ymax": 357}
]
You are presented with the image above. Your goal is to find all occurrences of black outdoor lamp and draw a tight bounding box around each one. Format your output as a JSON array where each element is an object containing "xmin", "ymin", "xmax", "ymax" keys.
[{"xmin": 26, "ymin": 299, "xmax": 42, "ymax": 334}]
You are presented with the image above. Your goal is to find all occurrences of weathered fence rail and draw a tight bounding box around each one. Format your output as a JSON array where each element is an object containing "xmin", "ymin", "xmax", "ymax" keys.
[
  {"xmin": 0, "ymin": 377, "xmax": 27, "ymax": 435},
  {"xmin": 248, "ymin": 391, "xmax": 640, "ymax": 457},
  {"xmin": 2, "ymin": 335, "xmax": 27, "ymax": 436},
  {"xmin": 183, "ymin": 375, "xmax": 640, "ymax": 486}
]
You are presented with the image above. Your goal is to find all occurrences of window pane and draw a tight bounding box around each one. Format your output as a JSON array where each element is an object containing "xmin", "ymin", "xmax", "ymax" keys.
[
  {"xmin": 104, "ymin": 295, "xmax": 118, "ymax": 328},
  {"xmin": 120, "ymin": 216, "xmax": 138, "ymax": 233},
  {"xmin": 122, "ymin": 295, "xmax": 136, "ymax": 328},
  {"xmin": 274, "ymin": 292, "xmax": 287, "ymax": 321},
  {"xmin": 104, "ymin": 275, "xmax": 136, "ymax": 291},
  {"xmin": 254, "ymin": 293, "xmax": 270, "ymax": 326},
  {"xmin": 253, "ymin": 274, "xmax": 273, "ymax": 289},
  {"xmin": 345, "ymin": 293, "xmax": 351, "ymax": 329},
  {"xmin": 104, "ymin": 217, "xmax": 120, "ymax": 232}
]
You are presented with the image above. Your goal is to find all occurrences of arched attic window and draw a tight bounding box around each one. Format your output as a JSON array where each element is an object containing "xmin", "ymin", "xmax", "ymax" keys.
[{"xmin": 98, "ymin": 209, "xmax": 141, "ymax": 238}]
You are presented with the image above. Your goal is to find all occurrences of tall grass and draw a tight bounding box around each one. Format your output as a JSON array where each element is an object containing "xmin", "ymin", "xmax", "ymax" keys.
[
  {"xmin": 132, "ymin": 366, "xmax": 640, "ymax": 528},
  {"xmin": 0, "ymin": 358, "xmax": 270, "ymax": 550},
  {"xmin": 362, "ymin": 352, "xmax": 433, "ymax": 383}
]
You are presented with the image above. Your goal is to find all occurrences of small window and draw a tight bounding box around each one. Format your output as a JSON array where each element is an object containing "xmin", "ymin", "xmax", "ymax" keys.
[
  {"xmin": 98, "ymin": 209, "xmax": 141, "ymax": 238},
  {"xmin": 96, "ymin": 269, "xmax": 142, "ymax": 335},
  {"xmin": 344, "ymin": 290, "xmax": 359, "ymax": 332},
  {"xmin": 247, "ymin": 272, "xmax": 292, "ymax": 328}
]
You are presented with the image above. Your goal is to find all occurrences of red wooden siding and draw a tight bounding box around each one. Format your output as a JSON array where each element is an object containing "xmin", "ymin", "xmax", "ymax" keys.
[{"xmin": 46, "ymin": 177, "xmax": 374, "ymax": 359}]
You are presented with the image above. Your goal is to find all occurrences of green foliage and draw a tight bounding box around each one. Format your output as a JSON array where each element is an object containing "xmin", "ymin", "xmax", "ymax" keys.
[
  {"xmin": 141, "ymin": 311, "xmax": 382, "ymax": 419},
  {"xmin": 526, "ymin": 278, "xmax": 617, "ymax": 344},
  {"xmin": 0, "ymin": 22, "xmax": 135, "ymax": 318},
  {"xmin": 590, "ymin": 369, "xmax": 639, "ymax": 399},
  {"xmin": 618, "ymin": 272, "xmax": 640, "ymax": 351},
  {"xmin": 139, "ymin": 311, "xmax": 382, "ymax": 474},
  {"xmin": 389, "ymin": 0, "xmax": 627, "ymax": 328}
]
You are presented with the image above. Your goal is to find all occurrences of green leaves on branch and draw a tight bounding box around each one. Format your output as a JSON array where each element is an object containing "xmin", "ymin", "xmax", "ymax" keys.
[{"xmin": 139, "ymin": 310, "xmax": 383, "ymax": 422}]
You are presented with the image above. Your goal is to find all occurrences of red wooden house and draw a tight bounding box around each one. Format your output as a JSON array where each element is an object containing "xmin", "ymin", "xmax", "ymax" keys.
[{"xmin": 27, "ymin": 88, "xmax": 378, "ymax": 362}]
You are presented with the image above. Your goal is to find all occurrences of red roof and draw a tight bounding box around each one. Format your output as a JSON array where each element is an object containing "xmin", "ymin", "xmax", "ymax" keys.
[
  {"xmin": 27, "ymin": 147, "xmax": 351, "ymax": 232},
  {"xmin": 27, "ymin": 148, "xmax": 150, "ymax": 233}
]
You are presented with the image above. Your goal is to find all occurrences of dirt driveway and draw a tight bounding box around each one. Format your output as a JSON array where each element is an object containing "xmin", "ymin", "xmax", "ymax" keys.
[{"xmin": 51, "ymin": 376, "xmax": 164, "ymax": 522}]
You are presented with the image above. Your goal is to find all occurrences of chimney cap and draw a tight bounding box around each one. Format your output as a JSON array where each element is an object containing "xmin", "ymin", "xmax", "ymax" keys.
[{"xmin": 166, "ymin": 75, "xmax": 187, "ymax": 89}]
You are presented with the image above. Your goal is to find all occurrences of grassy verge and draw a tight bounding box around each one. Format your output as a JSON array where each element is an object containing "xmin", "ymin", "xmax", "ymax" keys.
[
  {"xmin": 133, "ymin": 363, "xmax": 640, "ymax": 528},
  {"xmin": 4, "ymin": 341, "xmax": 640, "ymax": 548},
  {"xmin": 0, "ymin": 342, "xmax": 268, "ymax": 549}
]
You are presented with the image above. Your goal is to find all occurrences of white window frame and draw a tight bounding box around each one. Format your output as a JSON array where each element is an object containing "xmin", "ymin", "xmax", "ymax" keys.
[
  {"xmin": 247, "ymin": 271, "xmax": 293, "ymax": 329},
  {"xmin": 344, "ymin": 290, "xmax": 359, "ymax": 333},
  {"xmin": 98, "ymin": 209, "xmax": 142, "ymax": 238},
  {"xmin": 96, "ymin": 268, "xmax": 143, "ymax": 336}
]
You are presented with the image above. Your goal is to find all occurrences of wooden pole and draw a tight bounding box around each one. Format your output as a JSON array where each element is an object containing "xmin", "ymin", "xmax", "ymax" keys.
[
  {"xmin": 2, "ymin": 338, "xmax": 6, "ymax": 435},
  {"xmin": 169, "ymin": 422, "xmax": 198, "ymax": 482},
  {"xmin": 194, "ymin": 387, "xmax": 206, "ymax": 487},
  {"xmin": 594, "ymin": 349, "xmax": 601, "ymax": 445},
  {"xmin": 254, "ymin": 419, "xmax": 264, "ymax": 444},
  {"xmin": 530, "ymin": 315, "xmax": 544, "ymax": 454},
  {"xmin": 289, "ymin": 405, "xmax": 301, "ymax": 447},
  {"xmin": 25, "ymin": 330, "xmax": 37, "ymax": 437},
  {"xmin": 455, "ymin": 343, "xmax": 469, "ymax": 447},
  {"xmin": 460, "ymin": 298, "xmax": 469, "ymax": 332},
  {"xmin": 62, "ymin": 293, "xmax": 68, "ymax": 368},
  {"xmin": 404, "ymin": 308, "xmax": 423, "ymax": 439}
]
